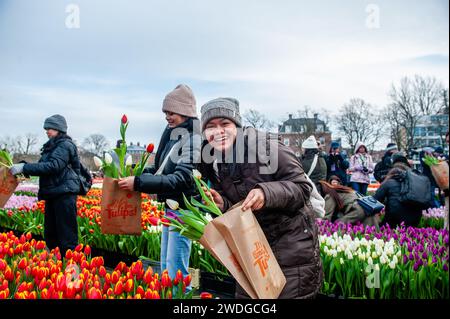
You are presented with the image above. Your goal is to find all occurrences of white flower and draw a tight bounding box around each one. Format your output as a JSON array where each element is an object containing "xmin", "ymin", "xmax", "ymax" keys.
[
  {"xmin": 380, "ymin": 255, "xmax": 387, "ymax": 265},
  {"xmin": 192, "ymin": 169, "xmax": 202, "ymax": 179},
  {"xmin": 368, "ymin": 257, "xmax": 373, "ymax": 265},
  {"xmin": 166, "ymin": 199, "xmax": 179, "ymax": 210},
  {"xmin": 374, "ymin": 264, "xmax": 380, "ymax": 271},
  {"xmin": 93, "ymin": 156, "xmax": 103, "ymax": 168},
  {"xmin": 104, "ymin": 153, "xmax": 113, "ymax": 165},
  {"xmin": 372, "ymin": 251, "xmax": 378, "ymax": 259},
  {"xmin": 125, "ymin": 155, "xmax": 133, "ymax": 167},
  {"xmin": 358, "ymin": 253, "xmax": 366, "ymax": 261},
  {"xmin": 340, "ymin": 258, "xmax": 344, "ymax": 265},
  {"xmin": 392, "ymin": 255, "xmax": 398, "ymax": 264},
  {"xmin": 389, "ymin": 260, "xmax": 396, "ymax": 269}
]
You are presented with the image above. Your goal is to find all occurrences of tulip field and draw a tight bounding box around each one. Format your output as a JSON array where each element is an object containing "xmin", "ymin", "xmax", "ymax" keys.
[{"xmin": 0, "ymin": 184, "xmax": 448, "ymax": 299}]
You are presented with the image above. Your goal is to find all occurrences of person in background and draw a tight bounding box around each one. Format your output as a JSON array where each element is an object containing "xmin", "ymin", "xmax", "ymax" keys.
[
  {"xmin": 318, "ymin": 181, "xmax": 379, "ymax": 227},
  {"xmin": 373, "ymin": 153, "xmax": 423, "ymax": 228},
  {"xmin": 374, "ymin": 143, "xmax": 398, "ymax": 183},
  {"xmin": 117, "ymin": 84, "xmax": 200, "ymax": 291},
  {"xmin": 328, "ymin": 175, "xmax": 343, "ymax": 186},
  {"xmin": 10, "ymin": 115, "xmax": 82, "ymax": 257},
  {"xmin": 348, "ymin": 142, "xmax": 374, "ymax": 195},
  {"xmin": 301, "ymin": 135, "xmax": 327, "ymax": 186},
  {"xmin": 326, "ymin": 141, "xmax": 349, "ymax": 186}
]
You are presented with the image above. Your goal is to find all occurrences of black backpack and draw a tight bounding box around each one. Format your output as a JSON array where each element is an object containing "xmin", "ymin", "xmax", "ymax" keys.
[
  {"xmin": 399, "ymin": 169, "xmax": 432, "ymax": 209},
  {"xmin": 78, "ymin": 162, "xmax": 93, "ymax": 195}
]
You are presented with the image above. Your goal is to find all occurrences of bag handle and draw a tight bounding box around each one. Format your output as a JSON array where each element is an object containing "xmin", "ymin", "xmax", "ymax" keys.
[
  {"xmin": 155, "ymin": 141, "xmax": 181, "ymax": 176},
  {"xmin": 307, "ymin": 154, "xmax": 319, "ymax": 176}
]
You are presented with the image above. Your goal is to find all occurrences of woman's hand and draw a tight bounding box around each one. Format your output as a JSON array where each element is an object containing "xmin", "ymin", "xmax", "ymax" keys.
[
  {"xmin": 118, "ymin": 176, "xmax": 135, "ymax": 191},
  {"xmin": 242, "ymin": 188, "xmax": 265, "ymax": 212},
  {"xmin": 202, "ymin": 186, "xmax": 224, "ymax": 211}
]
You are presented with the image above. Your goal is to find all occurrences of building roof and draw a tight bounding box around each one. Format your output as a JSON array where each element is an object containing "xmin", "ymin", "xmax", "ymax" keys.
[{"xmin": 279, "ymin": 114, "xmax": 328, "ymax": 133}]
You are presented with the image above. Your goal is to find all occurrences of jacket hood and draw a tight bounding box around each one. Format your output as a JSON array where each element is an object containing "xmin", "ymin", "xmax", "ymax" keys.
[{"xmin": 354, "ymin": 142, "xmax": 367, "ymax": 154}]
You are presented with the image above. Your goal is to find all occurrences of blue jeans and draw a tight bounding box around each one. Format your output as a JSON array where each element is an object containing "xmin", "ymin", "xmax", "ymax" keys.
[
  {"xmin": 160, "ymin": 209, "xmax": 192, "ymax": 292},
  {"xmin": 351, "ymin": 182, "xmax": 368, "ymax": 195}
]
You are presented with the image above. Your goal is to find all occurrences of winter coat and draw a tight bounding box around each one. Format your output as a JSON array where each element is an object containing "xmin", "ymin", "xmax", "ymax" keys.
[
  {"xmin": 301, "ymin": 149, "xmax": 327, "ymax": 186},
  {"xmin": 349, "ymin": 142, "xmax": 374, "ymax": 184},
  {"xmin": 23, "ymin": 135, "xmax": 81, "ymax": 200},
  {"xmin": 323, "ymin": 192, "xmax": 379, "ymax": 227},
  {"xmin": 373, "ymin": 152, "xmax": 394, "ymax": 183},
  {"xmin": 200, "ymin": 127, "xmax": 323, "ymax": 299},
  {"xmin": 373, "ymin": 171, "xmax": 423, "ymax": 228},
  {"xmin": 134, "ymin": 118, "xmax": 201, "ymax": 207},
  {"xmin": 326, "ymin": 152, "xmax": 349, "ymax": 185}
]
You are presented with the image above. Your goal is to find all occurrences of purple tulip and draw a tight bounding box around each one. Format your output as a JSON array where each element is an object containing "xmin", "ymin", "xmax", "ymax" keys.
[{"xmin": 165, "ymin": 211, "xmax": 184, "ymax": 224}]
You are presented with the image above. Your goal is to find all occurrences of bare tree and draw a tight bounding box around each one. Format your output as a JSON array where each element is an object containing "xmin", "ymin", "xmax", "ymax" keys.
[
  {"xmin": 83, "ymin": 134, "xmax": 110, "ymax": 156},
  {"xmin": 242, "ymin": 109, "xmax": 275, "ymax": 131},
  {"xmin": 16, "ymin": 133, "xmax": 39, "ymax": 155},
  {"xmin": 388, "ymin": 75, "xmax": 447, "ymax": 150},
  {"xmin": 336, "ymin": 98, "xmax": 384, "ymax": 151},
  {"xmin": 384, "ymin": 104, "xmax": 405, "ymax": 151}
]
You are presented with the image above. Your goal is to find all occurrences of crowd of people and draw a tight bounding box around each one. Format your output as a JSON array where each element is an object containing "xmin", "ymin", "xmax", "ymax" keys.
[
  {"xmin": 300, "ymin": 133, "xmax": 449, "ymax": 229},
  {"xmin": 7, "ymin": 83, "xmax": 448, "ymax": 299}
]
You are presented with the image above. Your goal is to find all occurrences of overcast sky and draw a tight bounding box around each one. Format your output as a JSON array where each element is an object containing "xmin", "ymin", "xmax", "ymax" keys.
[{"xmin": 0, "ymin": 0, "xmax": 448, "ymax": 151}]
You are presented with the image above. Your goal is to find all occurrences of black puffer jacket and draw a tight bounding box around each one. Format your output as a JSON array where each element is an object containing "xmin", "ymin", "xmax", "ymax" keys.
[
  {"xmin": 373, "ymin": 172, "xmax": 423, "ymax": 227},
  {"xmin": 134, "ymin": 118, "xmax": 201, "ymax": 207},
  {"xmin": 23, "ymin": 135, "xmax": 81, "ymax": 200}
]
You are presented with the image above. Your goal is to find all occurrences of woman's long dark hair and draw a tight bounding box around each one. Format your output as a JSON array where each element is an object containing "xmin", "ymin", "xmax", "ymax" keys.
[
  {"xmin": 384, "ymin": 163, "xmax": 409, "ymax": 182},
  {"xmin": 318, "ymin": 181, "xmax": 354, "ymax": 212}
]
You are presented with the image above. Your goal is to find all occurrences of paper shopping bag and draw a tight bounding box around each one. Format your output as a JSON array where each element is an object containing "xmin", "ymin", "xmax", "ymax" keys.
[
  {"xmin": 430, "ymin": 161, "xmax": 449, "ymax": 191},
  {"xmin": 199, "ymin": 221, "xmax": 257, "ymax": 299},
  {"xmin": 213, "ymin": 205, "xmax": 286, "ymax": 299},
  {"xmin": 100, "ymin": 177, "xmax": 142, "ymax": 235},
  {"xmin": 0, "ymin": 167, "xmax": 19, "ymax": 208}
]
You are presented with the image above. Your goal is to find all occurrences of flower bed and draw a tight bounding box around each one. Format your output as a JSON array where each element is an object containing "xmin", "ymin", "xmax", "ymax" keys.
[{"xmin": 0, "ymin": 231, "xmax": 192, "ymax": 299}]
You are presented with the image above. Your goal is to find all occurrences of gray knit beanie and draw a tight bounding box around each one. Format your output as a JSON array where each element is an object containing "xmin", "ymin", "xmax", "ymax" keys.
[
  {"xmin": 162, "ymin": 84, "xmax": 197, "ymax": 118},
  {"xmin": 200, "ymin": 97, "xmax": 242, "ymax": 130},
  {"xmin": 43, "ymin": 114, "xmax": 68, "ymax": 133}
]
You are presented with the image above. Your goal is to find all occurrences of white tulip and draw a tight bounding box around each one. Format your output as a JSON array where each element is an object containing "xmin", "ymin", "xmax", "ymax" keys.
[
  {"xmin": 125, "ymin": 155, "xmax": 133, "ymax": 167},
  {"xmin": 368, "ymin": 257, "xmax": 373, "ymax": 265},
  {"xmin": 380, "ymin": 255, "xmax": 387, "ymax": 265},
  {"xmin": 166, "ymin": 199, "xmax": 179, "ymax": 210},
  {"xmin": 192, "ymin": 169, "xmax": 202, "ymax": 179},
  {"xmin": 340, "ymin": 258, "xmax": 344, "ymax": 265},
  {"xmin": 93, "ymin": 156, "xmax": 103, "ymax": 168},
  {"xmin": 392, "ymin": 255, "xmax": 398, "ymax": 264},
  {"xmin": 104, "ymin": 153, "xmax": 113, "ymax": 165},
  {"xmin": 374, "ymin": 264, "xmax": 380, "ymax": 271},
  {"xmin": 389, "ymin": 261, "xmax": 396, "ymax": 269}
]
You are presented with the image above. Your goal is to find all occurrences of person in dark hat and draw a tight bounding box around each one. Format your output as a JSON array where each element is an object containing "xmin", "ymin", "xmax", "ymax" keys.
[
  {"xmin": 198, "ymin": 97, "xmax": 323, "ymax": 299},
  {"xmin": 325, "ymin": 141, "xmax": 349, "ymax": 185},
  {"xmin": 10, "ymin": 114, "xmax": 83, "ymax": 257},
  {"xmin": 374, "ymin": 143, "xmax": 399, "ymax": 183}
]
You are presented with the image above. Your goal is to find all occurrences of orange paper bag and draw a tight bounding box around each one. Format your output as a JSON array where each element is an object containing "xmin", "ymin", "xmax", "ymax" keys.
[
  {"xmin": 199, "ymin": 221, "xmax": 258, "ymax": 299},
  {"xmin": 213, "ymin": 205, "xmax": 286, "ymax": 299},
  {"xmin": 100, "ymin": 177, "xmax": 142, "ymax": 235},
  {"xmin": 0, "ymin": 167, "xmax": 19, "ymax": 208},
  {"xmin": 430, "ymin": 161, "xmax": 449, "ymax": 191}
]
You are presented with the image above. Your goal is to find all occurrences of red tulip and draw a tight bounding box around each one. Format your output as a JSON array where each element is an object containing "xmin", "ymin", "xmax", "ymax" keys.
[
  {"xmin": 87, "ymin": 287, "xmax": 102, "ymax": 299},
  {"xmin": 152, "ymin": 291, "xmax": 160, "ymax": 299},
  {"xmin": 17, "ymin": 282, "xmax": 29, "ymax": 293},
  {"xmin": 27, "ymin": 291, "xmax": 37, "ymax": 300},
  {"xmin": 40, "ymin": 288, "xmax": 50, "ymax": 299},
  {"xmin": 4, "ymin": 267, "xmax": 13, "ymax": 281},
  {"xmin": 0, "ymin": 259, "xmax": 6, "ymax": 271},
  {"xmin": 114, "ymin": 281, "xmax": 124, "ymax": 295},
  {"xmin": 146, "ymin": 143, "xmax": 154, "ymax": 153},
  {"xmin": 136, "ymin": 286, "xmax": 145, "ymax": 296},
  {"xmin": 56, "ymin": 273, "xmax": 66, "ymax": 291},
  {"xmin": 121, "ymin": 114, "xmax": 128, "ymax": 124},
  {"xmin": 111, "ymin": 271, "xmax": 120, "ymax": 284},
  {"xmin": 98, "ymin": 266, "xmax": 107, "ymax": 278},
  {"xmin": 17, "ymin": 257, "xmax": 27, "ymax": 270},
  {"xmin": 144, "ymin": 289, "xmax": 153, "ymax": 299},
  {"xmin": 161, "ymin": 272, "xmax": 172, "ymax": 289},
  {"xmin": 0, "ymin": 288, "xmax": 9, "ymax": 299},
  {"xmin": 124, "ymin": 278, "xmax": 134, "ymax": 293},
  {"xmin": 148, "ymin": 216, "xmax": 160, "ymax": 227},
  {"xmin": 84, "ymin": 245, "xmax": 91, "ymax": 256},
  {"xmin": 183, "ymin": 274, "xmax": 192, "ymax": 287},
  {"xmin": 200, "ymin": 292, "xmax": 213, "ymax": 299},
  {"xmin": 143, "ymin": 268, "xmax": 153, "ymax": 285},
  {"xmin": 66, "ymin": 282, "xmax": 76, "ymax": 299},
  {"xmin": 65, "ymin": 249, "xmax": 73, "ymax": 260}
]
